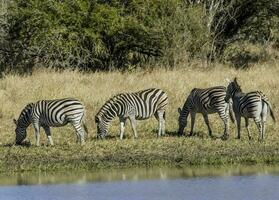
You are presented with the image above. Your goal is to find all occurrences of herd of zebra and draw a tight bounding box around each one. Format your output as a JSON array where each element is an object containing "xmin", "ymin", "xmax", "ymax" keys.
[{"xmin": 13, "ymin": 77, "xmax": 276, "ymax": 146}]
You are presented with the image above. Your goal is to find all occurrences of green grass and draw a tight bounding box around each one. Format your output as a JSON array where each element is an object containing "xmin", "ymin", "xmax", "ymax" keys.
[
  {"xmin": 0, "ymin": 137, "xmax": 279, "ymax": 172},
  {"xmin": 0, "ymin": 63, "xmax": 279, "ymax": 172}
]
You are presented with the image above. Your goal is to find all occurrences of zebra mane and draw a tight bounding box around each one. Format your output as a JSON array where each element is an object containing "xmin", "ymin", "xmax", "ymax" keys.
[
  {"xmin": 190, "ymin": 88, "xmax": 198, "ymax": 93},
  {"xmin": 233, "ymin": 77, "xmax": 242, "ymax": 92},
  {"xmin": 96, "ymin": 94, "xmax": 120, "ymax": 118},
  {"xmin": 17, "ymin": 103, "xmax": 34, "ymax": 127}
]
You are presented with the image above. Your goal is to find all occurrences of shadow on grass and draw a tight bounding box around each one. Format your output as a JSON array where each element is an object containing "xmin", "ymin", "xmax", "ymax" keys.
[
  {"xmin": 0, "ymin": 141, "xmax": 31, "ymax": 148},
  {"xmin": 179, "ymin": 131, "xmax": 225, "ymax": 140},
  {"xmin": 90, "ymin": 134, "xmax": 122, "ymax": 141},
  {"xmin": 150, "ymin": 129, "xmax": 180, "ymax": 137}
]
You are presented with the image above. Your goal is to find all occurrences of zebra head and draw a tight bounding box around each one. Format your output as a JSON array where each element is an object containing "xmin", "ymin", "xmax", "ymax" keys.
[
  {"xmin": 225, "ymin": 77, "xmax": 241, "ymax": 103},
  {"xmin": 177, "ymin": 107, "xmax": 187, "ymax": 135},
  {"xmin": 13, "ymin": 119, "xmax": 27, "ymax": 145},
  {"xmin": 13, "ymin": 103, "xmax": 33, "ymax": 145},
  {"xmin": 95, "ymin": 115, "xmax": 109, "ymax": 139}
]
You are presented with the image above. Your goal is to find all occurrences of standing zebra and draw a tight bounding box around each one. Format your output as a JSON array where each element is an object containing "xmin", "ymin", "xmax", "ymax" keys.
[
  {"xmin": 225, "ymin": 78, "xmax": 276, "ymax": 140},
  {"xmin": 178, "ymin": 86, "xmax": 235, "ymax": 138},
  {"xmin": 95, "ymin": 88, "xmax": 168, "ymax": 139},
  {"xmin": 13, "ymin": 98, "xmax": 87, "ymax": 146}
]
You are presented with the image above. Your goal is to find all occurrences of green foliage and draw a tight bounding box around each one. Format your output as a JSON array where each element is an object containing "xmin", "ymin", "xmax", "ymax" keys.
[
  {"xmin": 0, "ymin": 0, "xmax": 278, "ymax": 72},
  {"xmin": 223, "ymin": 42, "xmax": 267, "ymax": 68},
  {"xmin": 214, "ymin": 0, "xmax": 279, "ymax": 67}
]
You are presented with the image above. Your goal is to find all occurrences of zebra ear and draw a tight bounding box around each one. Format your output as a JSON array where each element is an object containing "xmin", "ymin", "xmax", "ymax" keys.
[
  {"xmin": 178, "ymin": 108, "xmax": 182, "ymax": 114},
  {"xmin": 13, "ymin": 119, "xmax": 17, "ymax": 126},
  {"xmin": 225, "ymin": 78, "xmax": 231, "ymax": 83},
  {"xmin": 95, "ymin": 116, "xmax": 100, "ymax": 123},
  {"xmin": 234, "ymin": 77, "xmax": 238, "ymax": 83}
]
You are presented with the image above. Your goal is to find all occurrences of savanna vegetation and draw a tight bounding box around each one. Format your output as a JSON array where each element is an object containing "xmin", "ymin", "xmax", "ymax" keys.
[
  {"xmin": 0, "ymin": 64, "xmax": 278, "ymax": 172},
  {"xmin": 0, "ymin": 0, "xmax": 278, "ymax": 172},
  {"xmin": 0, "ymin": 0, "xmax": 279, "ymax": 74}
]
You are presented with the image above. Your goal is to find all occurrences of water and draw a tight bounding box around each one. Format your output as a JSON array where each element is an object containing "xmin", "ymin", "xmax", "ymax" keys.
[{"xmin": 0, "ymin": 166, "xmax": 279, "ymax": 200}]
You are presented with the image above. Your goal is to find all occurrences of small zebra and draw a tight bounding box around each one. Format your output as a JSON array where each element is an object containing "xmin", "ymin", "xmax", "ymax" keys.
[
  {"xmin": 13, "ymin": 98, "xmax": 87, "ymax": 146},
  {"xmin": 178, "ymin": 86, "xmax": 235, "ymax": 138},
  {"xmin": 225, "ymin": 78, "xmax": 276, "ymax": 140},
  {"xmin": 95, "ymin": 88, "xmax": 168, "ymax": 139}
]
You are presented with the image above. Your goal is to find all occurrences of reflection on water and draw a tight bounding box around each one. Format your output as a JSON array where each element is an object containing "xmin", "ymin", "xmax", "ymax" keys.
[
  {"xmin": 0, "ymin": 165, "xmax": 279, "ymax": 186},
  {"xmin": 0, "ymin": 166, "xmax": 278, "ymax": 200},
  {"xmin": 0, "ymin": 166, "xmax": 279, "ymax": 200}
]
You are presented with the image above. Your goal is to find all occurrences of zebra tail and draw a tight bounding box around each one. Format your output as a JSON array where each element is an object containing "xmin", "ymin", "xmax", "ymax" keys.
[
  {"xmin": 83, "ymin": 122, "xmax": 89, "ymax": 139},
  {"xmin": 263, "ymin": 99, "xmax": 276, "ymax": 123},
  {"xmin": 267, "ymin": 102, "xmax": 276, "ymax": 123}
]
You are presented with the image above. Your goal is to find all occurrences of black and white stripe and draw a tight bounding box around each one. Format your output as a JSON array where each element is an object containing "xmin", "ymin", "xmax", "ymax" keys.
[
  {"xmin": 225, "ymin": 78, "xmax": 276, "ymax": 140},
  {"xmin": 95, "ymin": 88, "xmax": 168, "ymax": 139},
  {"xmin": 13, "ymin": 98, "xmax": 87, "ymax": 146},
  {"xmin": 178, "ymin": 86, "xmax": 234, "ymax": 138}
]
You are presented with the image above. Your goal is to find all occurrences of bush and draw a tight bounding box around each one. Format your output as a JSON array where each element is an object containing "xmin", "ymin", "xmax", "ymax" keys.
[
  {"xmin": 223, "ymin": 42, "xmax": 268, "ymax": 68},
  {"xmin": 0, "ymin": 0, "xmax": 278, "ymax": 73}
]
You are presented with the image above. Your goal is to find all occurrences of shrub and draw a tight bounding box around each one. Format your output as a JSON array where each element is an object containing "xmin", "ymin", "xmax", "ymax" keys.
[
  {"xmin": 223, "ymin": 42, "xmax": 268, "ymax": 69},
  {"xmin": 0, "ymin": 0, "xmax": 278, "ymax": 73}
]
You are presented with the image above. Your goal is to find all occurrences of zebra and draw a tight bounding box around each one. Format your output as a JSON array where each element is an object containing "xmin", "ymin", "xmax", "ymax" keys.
[
  {"xmin": 178, "ymin": 86, "xmax": 235, "ymax": 138},
  {"xmin": 95, "ymin": 88, "xmax": 168, "ymax": 139},
  {"xmin": 225, "ymin": 77, "xmax": 276, "ymax": 140},
  {"xmin": 13, "ymin": 98, "xmax": 87, "ymax": 146}
]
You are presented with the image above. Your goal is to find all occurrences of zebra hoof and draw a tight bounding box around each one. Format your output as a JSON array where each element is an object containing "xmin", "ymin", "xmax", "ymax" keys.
[{"xmin": 221, "ymin": 135, "xmax": 229, "ymax": 140}]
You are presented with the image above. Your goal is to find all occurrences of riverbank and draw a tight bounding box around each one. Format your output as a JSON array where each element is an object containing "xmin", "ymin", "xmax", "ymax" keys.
[
  {"xmin": 0, "ymin": 63, "xmax": 278, "ymax": 172},
  {"xmin": 0, "ymin": 136, "xmax": 279, "ymax": 172}
]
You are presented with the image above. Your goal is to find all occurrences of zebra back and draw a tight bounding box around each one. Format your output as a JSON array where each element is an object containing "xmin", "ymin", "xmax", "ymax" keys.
[
  {"xmin": 182, "ymin": 86, "xmax": 226, "ymax": 112},
  {"xmin": 96, "ymin": 88, "xmax": 168, "ymax": 122},
  {"xmin": 33, "ymin": 98, "xmax": 85, "ymax": 125}
]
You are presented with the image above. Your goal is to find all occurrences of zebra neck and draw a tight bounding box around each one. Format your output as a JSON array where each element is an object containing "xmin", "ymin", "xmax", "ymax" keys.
[
  {"xmin": 181, "ymin": 106, "xmax": 190, "ymax": 117},
  {"xmin": 232, "ymin": 89, "xmax": 243, "ymax": 99},
  {"xmin": 17, "ymin": 114, "xmax": 32, "ymax": 129},
  {"xmin": 103, "ymin": 107, "xmax": 118, "ymax": 122},
  {"xmin": 17, "ymin": 121, "xmax": 31, "ymax": 129}
]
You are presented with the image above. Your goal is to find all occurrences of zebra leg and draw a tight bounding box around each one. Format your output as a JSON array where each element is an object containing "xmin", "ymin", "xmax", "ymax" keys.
[
  {"xmin": 221, "ymin": 105, "xmax": 230, "ymax": 138},
  {"xmin": 161, "ymin": 111, "xmax": 166, "ymax": 136},
  {"xmin": 221, "ymin": 116, "xmax": 229, "ymax": 140},
  {"xmin": 155, "ymin": 110, "xmax": 165, "ymax": 137},
  {"xmin": 129, "ymin": 116, "xmax": 138, "ymax": 138},
  {"xmin": 245, "ymin": 118, "xmax": 251, "ymax": 140},
  {"xmin": 129, "ymin": 116, "xmax": 138, "ymax": 139},
  {"xmin": 254, "ymin": 117, "xmax": 263, "ymax": 141},
  {"xmin": 119, "ymin": 117, "xmax": 126, "ymax": 140},
  {"xmin": 236, "ymin": 115, "xmax": 241, "ymax": 139},
  {"xmin": 262, "ymin": 121, "xmax": 266, "ymax": 140},
  {"xmin": 202, "ymin": 114, "xmax": 212, "ymax": 137},
  {"xmin": 33, "ymin": 121, "xmax": 41, "ymax": 146},
  {"xmin": 261, "ymin": 102, "xmax": 268, "ymax": 140},
  {"xmin": 189, "ymin": 112, "xmax": 196, "ymax": 136},
  {"xmin": 42, "ymin": 125, "xmax": 54, "ymax": 146},
  {"xmin": 72, "ymin": 122, "xmax": 85, "ymax": 145}
]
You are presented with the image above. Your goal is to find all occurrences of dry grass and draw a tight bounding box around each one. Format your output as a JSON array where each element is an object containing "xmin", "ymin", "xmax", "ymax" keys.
[{"xmin": 0, "ymin": 63, "xmax": 279, "ymax": 172}]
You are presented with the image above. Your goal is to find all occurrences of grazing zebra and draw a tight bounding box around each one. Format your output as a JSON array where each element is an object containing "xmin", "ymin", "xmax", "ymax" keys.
[
  {"xmin": 13, "ymin": 98, "xmax": 87, "ymax": 146},
  {"xmin": 225, "ymin": 78, "xmax": 276, "ymax": 140},
  {"xmin": 95, "ymin": 88, "xmax": 168, "ymax": 139},
  {"xmin": 178, "ymin": 86, "xmax": 235, "ymax": 138}
]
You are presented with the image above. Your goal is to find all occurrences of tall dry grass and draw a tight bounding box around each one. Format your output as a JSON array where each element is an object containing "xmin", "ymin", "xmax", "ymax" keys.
[{"xmin": 0, "ymin": 63, "xmax": 278, "ymax": 144}]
